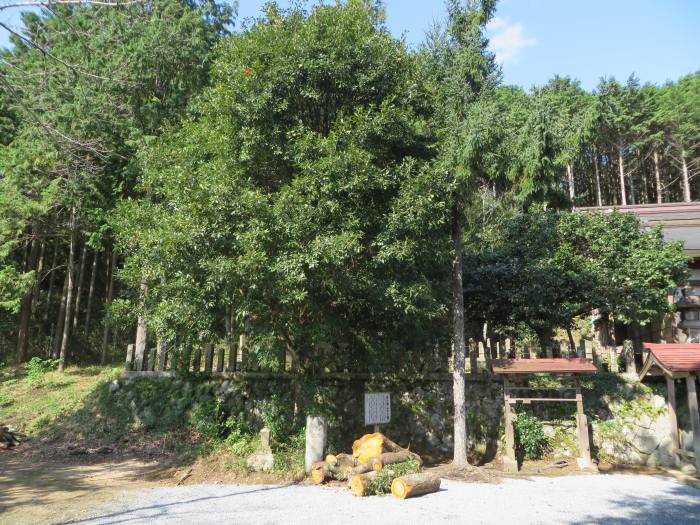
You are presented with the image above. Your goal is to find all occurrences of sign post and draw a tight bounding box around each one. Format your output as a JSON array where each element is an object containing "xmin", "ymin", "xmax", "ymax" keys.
[{"xmin": 364, "ymin": 392, "xmax": 391, "ymax": 433}]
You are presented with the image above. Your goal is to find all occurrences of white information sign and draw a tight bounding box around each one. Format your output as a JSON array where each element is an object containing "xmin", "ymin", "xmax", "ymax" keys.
[{"xmin": 364, "ymin": 392, "xmax": 391, "ymax": 426}]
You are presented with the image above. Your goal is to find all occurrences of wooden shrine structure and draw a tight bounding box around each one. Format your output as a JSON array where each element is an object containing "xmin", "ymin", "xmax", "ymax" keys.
[
  {"xmin": 640, "ymin": 343, "xmax": 700, "ymax": 470},
  {"xmin": 492, "ymin": 358, "xmax": 598, "ymax": 473}
]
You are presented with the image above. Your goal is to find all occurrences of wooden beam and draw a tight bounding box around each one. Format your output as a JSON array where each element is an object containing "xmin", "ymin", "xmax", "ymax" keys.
[
  {"xmin": 502, "ymin": 377, "xmax": 518, "ymax": 472},
  {"xmin": 666, "ymin": 377, "xmax": 680, "ymax": 466},
  {"xmin": 686, "ymin": 375, "xmax": 700, "ymax": 471},
  {"xmin": 506, "ymin": 387, "xmax": 576, "ymax": 391},
  {"xmin": 508, "ymin": 397, "xmax": 577, "ymax": 403},
  {"xmin": 575, "ymin": 378, "xmax": 593, "ymax": 469}
]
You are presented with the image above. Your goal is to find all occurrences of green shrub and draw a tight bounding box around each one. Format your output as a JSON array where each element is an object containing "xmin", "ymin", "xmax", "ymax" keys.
[
  {"xmin": 257, "ymin": 394, "xmax": 296, "ymax": 442},
  {"xmin": 25, "ymin": 357, "xmax": 59, "ymax": 385},
  {"xmin": 364, "ymin": 460, "xmax": 421, "ymax": 496},
  {"xmin": 514, "ymin": 412, "xmax": 549, "ymax": 460}
]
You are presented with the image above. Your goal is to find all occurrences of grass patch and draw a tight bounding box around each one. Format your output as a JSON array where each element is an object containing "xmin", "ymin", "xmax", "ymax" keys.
[
  {"xmin": 0, "ymin": 364, "xmax": 304, "ymax": 478},
  {"xmin": 0, "ymin": 365, "xmax": 121, "ymax": 436}
]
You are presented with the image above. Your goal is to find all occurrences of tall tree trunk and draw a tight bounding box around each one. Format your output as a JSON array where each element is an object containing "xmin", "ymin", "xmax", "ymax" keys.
[
  {"xmin": 134, "ymin": 280, "xmax": 148, "ymax": 369},
  {"xmin": 593, "ymin": 151, "xmax": 602, "ymax": 207},
  {"xmin": 682, "ymin": 153, "xmax": 691, "ymax": 202},
  {"xmin": 100, "ymin": 250, "xmax": 116, "ymax": 365},
  {"xmin": 59, "ymin": 209, "xmax": 77, "ymax": 371},
  {"xmin": 52, "ymin": 273, "xmax": 69, "ymax": 359},
  {"xmin": 654, "ymin": 151, "xmax": 663, "ymax": 204},
  {"xmin": 32, "ymin": 240, "xmax": 45, "ymax": 319},
  {"xmin": 451, "ymin": 207, "xmax": 468, "ymax": 466},
  {"xmin": 72, "ymin": 243, "xmax": 87, "ymax": 329},
  {"xmin": 44, "ymin": 243, "xmax": 59, "ymax": 325},
  {"xmin": 15, "ymin": 233, "xmax": 39, "ymax": 363},
  {"xmin": 83, "ymin": 249, "xmax": 98, "ymax": 334},
  {"xmin": 640, "ymin": 151, "xmax": 648, "ymax": 204},
  {"xmin": 566, "ymin": 164, "xmax": 575, "ymax": 200},
  {"xmin": 618, "ymin": 147, "xmax": 627, "ymax": 206}
]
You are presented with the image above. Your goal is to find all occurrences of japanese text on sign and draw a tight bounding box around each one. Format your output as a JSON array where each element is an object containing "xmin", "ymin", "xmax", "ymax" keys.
[{"xmin": 364, "ymin": 392, "xmax": 391, "ymax": 426}]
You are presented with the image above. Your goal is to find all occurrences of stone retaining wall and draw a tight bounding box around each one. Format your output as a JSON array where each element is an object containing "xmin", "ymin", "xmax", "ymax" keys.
[{"xmin": 120, "ymin": 371, "xmax": 695, "ymax": 469}]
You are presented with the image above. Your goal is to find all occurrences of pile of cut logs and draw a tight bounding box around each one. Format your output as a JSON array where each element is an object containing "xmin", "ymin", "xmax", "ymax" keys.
[
  {"xmin": 310, "ymin": 432, "xmax": 441, "ymax": 499},
  {"xmin": 0, "ymin": 425, "xmax": 27, "ymax": 449}
]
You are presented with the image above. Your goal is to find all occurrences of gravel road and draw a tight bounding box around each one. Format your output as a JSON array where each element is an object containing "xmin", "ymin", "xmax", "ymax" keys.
[{"xmin": 66, "ymin": 474, "xmax": 699, "ymax": 525}]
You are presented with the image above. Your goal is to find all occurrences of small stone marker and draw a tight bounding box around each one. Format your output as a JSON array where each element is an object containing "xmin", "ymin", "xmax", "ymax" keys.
[
  {"xmin": 304, "ymin": 415, "xmax": 328, "ymax": 473},
  {"xmin": 247, "ymin": 427, "xmax": 274, "ymax": 472}
]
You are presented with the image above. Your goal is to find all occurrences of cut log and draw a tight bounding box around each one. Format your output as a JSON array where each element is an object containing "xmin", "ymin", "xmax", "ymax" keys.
[
  {"xmin": 325, "ymin": 454, "xmax": 338, "ymax": 466},
  {"xmin": 350, "ymin": 471, "xmax": 379, "ymax": 497},
  {"xmin": 351, "ymin": 433, "xmax": 422, "ymax": 465},
  {"xmin": 352, "ymin": 432, "xmax": 385, "ymax": 463},
  {"xmin": 310, "ymin": 464, "xmax": 333, "ymax": 485},
  {"xmin": 371, "ymin": 451, "xmax": 412, "ymax": 471},
  {"xmin": 391, "ymin": 473, "xmax": 441, "ymax": 499}
]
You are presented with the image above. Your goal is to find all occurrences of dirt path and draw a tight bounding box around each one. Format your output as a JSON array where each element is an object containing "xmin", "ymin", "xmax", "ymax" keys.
[{"xmin": 0, "ymin": 451, "xmax": 164, "ymax": 524}]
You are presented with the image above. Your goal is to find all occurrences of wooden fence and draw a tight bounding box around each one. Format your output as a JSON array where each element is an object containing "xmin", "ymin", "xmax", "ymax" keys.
[{"xmin": 123, "ymin": 337, "xmax": 643, "ymax": 377}]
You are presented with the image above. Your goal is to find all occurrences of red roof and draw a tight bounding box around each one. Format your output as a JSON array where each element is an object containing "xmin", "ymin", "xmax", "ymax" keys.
[
  {"xmin": 491, "ymin": 358, "xmax": 597, "ymax": 375},
  {"xmin": 642, "ymin": 343, "xmax": 700, "ymax": 374}
]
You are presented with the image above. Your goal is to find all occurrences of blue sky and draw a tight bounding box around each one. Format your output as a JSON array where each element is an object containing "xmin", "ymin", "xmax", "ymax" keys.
[{"xmin": 2, "ymin": 1, "xmax": 698, "ymax": 90}]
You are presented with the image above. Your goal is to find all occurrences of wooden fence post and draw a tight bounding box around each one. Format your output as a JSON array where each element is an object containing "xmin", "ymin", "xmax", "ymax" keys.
[
  {"xmin": 623, "ymin": 340, "xmax": 636, "ymax": 377},
  {"xmin": 575, "ymin": 378, "xmax": 593, "ymax": 469},
  {"xmin": 666, "ymin": 377, "xmax": 681, "ymax": 466},
  {"xmin": 134, "ymin": 341, "xmax": 147, "ymax": 372},
  {"xmin": 147, "ymin": 348, "xmax": 156, "ymax": 372},
  {"xmin": 157, "ymin": 343, "xmax": 168, "ymax": 371},
  {"xmin": 502, "ymin": 378, "xmax": 517, "ymax": 472},
  {"xmin": 228, "ymin": 342, "xmax": 237, "ymax": 372},
  {"xmin": 125, "ymin": 344, "xmax": 135, "ymax": 371},
  {"xmin": 609, "ymin": 346, "xmax": 619, "ymax": 373},
  {"xmin": 216, "ymin": 347, "xmax": 225, "ymax": 373},
  {"xmin": 239, "ymin": 331, "xmax": 248, "ymax": 371},
  {"xmin": 192, "ymin": 347, "xmax": 202, "ymax": 373},
  {"xmin": 686, "ymin": 375, "xmax": 700, "ymax": 472},
  {"xmin": 204, "ymin": 343, "xmax": 214, "ymax": 373}
]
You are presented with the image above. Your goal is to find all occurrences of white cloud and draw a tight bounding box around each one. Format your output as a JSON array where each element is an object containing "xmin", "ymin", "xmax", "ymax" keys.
[{"xmin": 487, "ymin": 17, "xmax": 536, "ymax": 65}]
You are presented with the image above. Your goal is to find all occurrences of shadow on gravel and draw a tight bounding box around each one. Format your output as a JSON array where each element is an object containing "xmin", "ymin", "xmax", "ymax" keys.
[
  {"xmin": 571, "ymin": 483, "xmax": 700, "ymax": 525},
  {"xmin": 59, "ymin": 485, "xmax": 289, "ymax": 525}
]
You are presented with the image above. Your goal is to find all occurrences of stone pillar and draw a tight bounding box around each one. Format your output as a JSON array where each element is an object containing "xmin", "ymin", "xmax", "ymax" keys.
[{"xmin": 304, "ymin": 415, "xmax": 328, "ymax": 473}]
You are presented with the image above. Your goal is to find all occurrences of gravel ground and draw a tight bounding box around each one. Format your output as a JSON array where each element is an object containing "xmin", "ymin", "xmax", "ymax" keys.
[{"xmin": 66, "ymin": 474, "xmax": 699, "ymax": 525}]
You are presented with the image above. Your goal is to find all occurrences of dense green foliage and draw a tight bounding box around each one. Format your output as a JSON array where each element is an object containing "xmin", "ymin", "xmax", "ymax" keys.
[
  {"xmin": 0, "ymin": 0, "xmax": 693, "ymax": 380},
  {"xmin": 464, "ymin": 209, "xmax": 689, "ymax": 349},
  {"xmin": 513, "ymin": 412, "xmax": 549, "ymax": 461}
]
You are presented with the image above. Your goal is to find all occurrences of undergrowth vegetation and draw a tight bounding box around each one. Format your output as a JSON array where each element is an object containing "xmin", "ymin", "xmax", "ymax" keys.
[{"xmin": 0, "ymin": 364, "xmax": 305, "ymax": 475}]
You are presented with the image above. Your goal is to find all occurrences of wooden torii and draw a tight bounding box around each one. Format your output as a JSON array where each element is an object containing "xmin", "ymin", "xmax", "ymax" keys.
[
  {"xmin": 492, "ymin": 358, "xmax": 598, "ymax": 473},
  {"xmin": 640, "ymin": 343, "xmax": 700, "ymax": 471}
]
